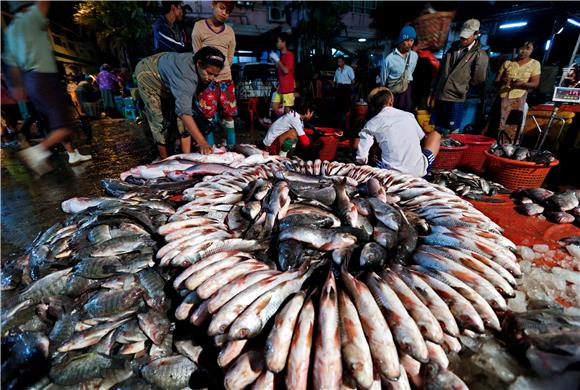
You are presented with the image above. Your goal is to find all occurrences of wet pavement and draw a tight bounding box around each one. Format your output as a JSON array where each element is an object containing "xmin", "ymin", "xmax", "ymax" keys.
[
  {"xmin": 1, "ymin": 118, "xmax": 157, "ymax": 262},
  {"xmin": 1, "ymin": 117, "xmax": 266, "ymax": 262}
]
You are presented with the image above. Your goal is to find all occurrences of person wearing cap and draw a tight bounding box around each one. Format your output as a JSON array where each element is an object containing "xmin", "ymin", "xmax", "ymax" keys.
[
  {"xmin": 428, "ymin": 19, "xmax": 489, "ymax": 134},
  {"xmin": 3, "ymin": 1, "xmax": 92, "ymax": 176},
  {"xmin": 380, "ymin": 25, "xmax": 418, "ymax": 112},
  {"xmin": 135, "ymin": 46, "xmax": 226, "ymax": 159}
]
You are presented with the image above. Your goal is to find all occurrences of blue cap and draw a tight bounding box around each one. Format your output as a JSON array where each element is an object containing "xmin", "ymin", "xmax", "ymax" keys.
[{"xmin": 398, "ymin": 26, "xmax": 417, "ymax": 44}]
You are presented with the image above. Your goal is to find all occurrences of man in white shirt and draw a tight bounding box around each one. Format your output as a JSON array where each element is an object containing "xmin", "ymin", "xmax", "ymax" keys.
[
  {"xmin": 333, "ymin": 55, "xmax": 355, "ymax": 130},
  {"xmin": 356, "ymin": 88, "xmax": 441, "ymax": 177}
]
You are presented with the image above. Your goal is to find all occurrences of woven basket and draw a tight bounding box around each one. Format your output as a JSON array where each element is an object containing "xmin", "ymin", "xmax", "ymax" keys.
[{"xmin": 414, "ymin": 11, "xmax": 456, "ymax": 50}]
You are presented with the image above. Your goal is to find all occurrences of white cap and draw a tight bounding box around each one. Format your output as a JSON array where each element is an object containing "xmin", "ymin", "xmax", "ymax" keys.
[{"xmin": 460, "ymin": 19, "xmax": 480, "ymax": 39}]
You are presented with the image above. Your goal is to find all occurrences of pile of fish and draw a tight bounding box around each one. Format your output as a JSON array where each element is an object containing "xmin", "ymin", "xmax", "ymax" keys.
[
  {"xmin": 440, "ymin": 138, "xmax": 464, "ymax": 148},
  {"xmin": 489, "ymin": 144, "xmax": 557, "ymax": 165},
  {"xmin": 0, "ymin": 190, "xmax": 212, "ymax": 389},
  {"xmin": 161, "ymin": 158, "xmax": 519, "ymax": 389},
  {"xmin": 511, "ymin": 188, "xmax": 579, "ymax": 224},
  {"xmin": 428, "ymin": 169, "xmax": 510, "ymax": 200},
  {"xmin": 1, "ymin": 147, "xmax": 523, "ymax": 389},
  {"xmin": 0, "ymin": 148, "xmax": 277, "ymax": 390}
]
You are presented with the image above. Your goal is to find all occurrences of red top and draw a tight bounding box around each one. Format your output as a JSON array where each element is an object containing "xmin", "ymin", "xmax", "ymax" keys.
[{"xmin": 278, "ymin": 51, "xmax": 295, "ymax": 94}]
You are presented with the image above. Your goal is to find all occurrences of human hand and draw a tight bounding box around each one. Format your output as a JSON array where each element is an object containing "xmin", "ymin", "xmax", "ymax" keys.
[
  {"xmin": 199, "ymin": 143, "xmax": 213, "ymax": 155},
  {"xmin": 511, "ymin": 80, "xmax": 525, "ymax": 88},
  {"xmin": 11, "ymin": 87, "xmax": 26, "ymax": 102},
  {"xmin": 427, "ymin": 94, "xmax": 435, "ymax": 108}
]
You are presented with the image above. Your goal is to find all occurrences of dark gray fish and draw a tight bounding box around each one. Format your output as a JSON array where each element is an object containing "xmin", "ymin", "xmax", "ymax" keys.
[
  {"xmin": 393, "ymin": 215, "xmax": 418, "ymax": 265},
  {"xmin": 288, "ymin": 181, "xmax": 336, "ymax": 206},
  {"xmin": 141, "ymin": 355, "xmax": 197, "ymax": 390},
  {"xmin": 545, "ymin": 191, "xmax": 579, "ymax": 212},
  {"xmin": 373, "ymin": 223, "xmax": 398, "ymax": 249},
  {"xmin": 529, "ymin": 150, "xmax": 556, "ymax": 165},
  {"xmin": 137, "ymin": 269, "xmax": 169, "ymax": 311},
  {"xmin": 83, "ymin": 288, "xmax": 143, "ymax": 318},
  {"xmin": 501, "ymin": 143, "xmax": 516, "ymax": 157},
  {"xmin": 278, "ymin": 239, "xmax": 304, "ymax": 271},
  {"xmin": 513, "ymin": 188, "xmax": 554, "ymax": 204},
  {"xmin": 279, "ymin": 213, "xmax": 337, "ymax": 230},
  {"xmin": 368, "ymin": 198, "xmax": 402, "ymax": 231},
  {"xmin": 560, "ymin": 236, "xmax": 580, "ymax": 246},
  {"xmin": 515, "ymin": 203, "xmax": 545, "ymax": 216},
  {"xmin": 74, "ymin": 256, "xmax": 123, "ymax": 279},
  {"xmin": 63, "ymin": 273, "xmax": 103, "ymax": 297},
  {"xmin": 513, "ymin": 146, "xmax": 530, "ymax": 161},
  {"xmin": 360, "ymin": 242, "xmax": 387, "ymax": 268},
  {"xmin": 29, "ymin": 244, "xmax": 51, "ymax": 281},
  {"xmin": 544, "ymin": 211, "xmax": 575, "ymax": 224},
  {"xmin": 49, "ymin": 352, "xmax": 114, "ymax": 385}
]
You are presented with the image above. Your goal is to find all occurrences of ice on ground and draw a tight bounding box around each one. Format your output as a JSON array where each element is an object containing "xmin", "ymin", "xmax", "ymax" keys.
[
  {"xmin": 532, "ymin": 244, "xmax": 550, "ymax": 253},
  {"xmin": 566, "ymin": 244, "xmax": 580, "ymax": 259}
]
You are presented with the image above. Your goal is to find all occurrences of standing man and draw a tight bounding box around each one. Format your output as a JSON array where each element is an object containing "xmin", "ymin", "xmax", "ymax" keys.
[
  {"xmin": 4, "ymin": 1, "xmax": 92, "ymax": 176},
  {"xmin": 334, "ymin": 55, "xmax": 355, "ymax": 130},
  {"xmin": 270, "ymin": 32, "xmax": 295, "ymax": 117},
  {"xmin": 381, "ymin": 26, "xmax": 418, "ymax": 112},
  {"xmin": 428, "ymin": 19, "xmax": 489, "ymax": 134},
  {"xmin": 153, "ymin": 1, "xmax": 187, "ymax": 54}
]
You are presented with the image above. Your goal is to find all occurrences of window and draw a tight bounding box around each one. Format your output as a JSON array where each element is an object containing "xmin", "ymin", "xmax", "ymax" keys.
[{"xmin": 351, "ymin": 1, "xmax": 376, "ymax": 14}]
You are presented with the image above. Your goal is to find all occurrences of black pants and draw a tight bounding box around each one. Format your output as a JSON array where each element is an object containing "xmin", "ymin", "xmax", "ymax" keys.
[{"xmin": 335, "ymin": 84, "xmax": 352, "ymax": 114}]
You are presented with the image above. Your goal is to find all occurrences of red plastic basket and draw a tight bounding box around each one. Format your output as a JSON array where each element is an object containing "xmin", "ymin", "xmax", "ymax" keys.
[
  {"xmin": 315, "ymin": 127, "xmax": 340, "ymax": 161},
  {"xmin": 448, "ymin": 134, "xmax": 496, "ymax": 172},
  {"xmin": 305, "ymin": 127, "xmax": 340, "ymax": 161},
  {"xmin": 484, "ymin": 151, "xmax": 559, "ymax": 190},
  {"xmin": 432, "ymin": 144, "xmax": 468, "ymax": 170}
]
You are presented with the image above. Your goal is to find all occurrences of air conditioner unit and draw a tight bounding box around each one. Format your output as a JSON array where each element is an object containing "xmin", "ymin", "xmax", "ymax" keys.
[{"xmin": 268, "ymin": 6, "xmax": 286, "ymax": 23}]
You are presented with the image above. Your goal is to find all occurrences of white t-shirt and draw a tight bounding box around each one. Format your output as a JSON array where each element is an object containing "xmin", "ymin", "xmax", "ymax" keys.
[
  {"xmin": 263, "ymin": 111, "xmax": 305, "ymax": 146},
  {"xmin": 356, "ymin": 106, "xmax": 428, "ymax": 177}
]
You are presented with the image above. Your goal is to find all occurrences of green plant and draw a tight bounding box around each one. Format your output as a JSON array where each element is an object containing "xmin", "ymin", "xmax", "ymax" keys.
[{"xmin": 74, "ymin": 1, "xmax": 156, "ymax": 68}]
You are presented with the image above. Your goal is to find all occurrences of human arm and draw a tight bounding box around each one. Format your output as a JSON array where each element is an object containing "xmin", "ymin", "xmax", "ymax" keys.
[
  {"xmin": 7, "ymin": 67, "xmax": 26, "ymax": 101},
  {"xmin": 471, "ymin": 50, "xmax": 489, "ymax": 86},
  {"xmin": 380, "ymin": 57, "xmax": 389, "ymax": 86},
  {"xmin": 408, "ymin": 52, "xmax": 418, "ymax": 78},
  {"xmin": 37, "ymin": 1, "xmax": 50, "ymax": 16},
  {"xmin": 291, "ymin": 115, "xmax": 310, "ymax": 146},
  {"xmin": 276, "ymin": 55, "xmax": 289, "ymax": 75},
  {"xmin": 355, "ymin": 127, "xmax": 375, "ymax": 165},
  {"xmin": 228, "ymin": 32, "xmax": 236, "ymax": 67},
  {"xmin": 179, "ymin": 114, "xmax": 212, "ymax": 154},
  {"xmin": 512, "ymin": 74, "xmax": 540, "ymax": 89},
  {"xmin": 192, "ymin": 22, "xmax": 202, "ymax": 52}
]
